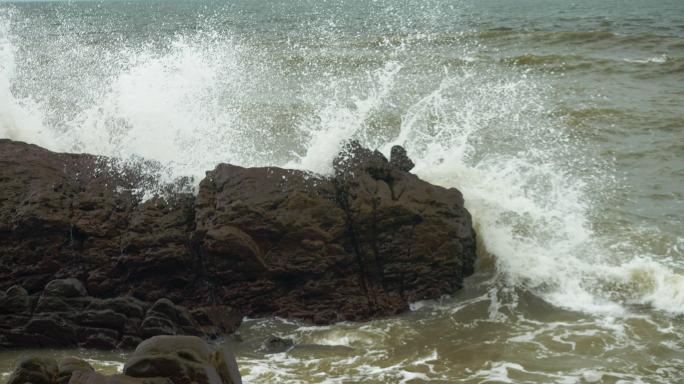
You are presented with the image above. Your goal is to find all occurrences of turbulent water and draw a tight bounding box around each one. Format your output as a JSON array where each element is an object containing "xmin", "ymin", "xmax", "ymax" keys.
[{"xmin": 1, "ymin": 0, "xmax": 683, "ymax": 382}]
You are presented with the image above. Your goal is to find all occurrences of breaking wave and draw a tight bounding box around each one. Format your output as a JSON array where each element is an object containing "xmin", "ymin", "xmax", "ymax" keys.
[{"xmin": 1, "ymin": 2, "xmax": 683, "ymax": 328}]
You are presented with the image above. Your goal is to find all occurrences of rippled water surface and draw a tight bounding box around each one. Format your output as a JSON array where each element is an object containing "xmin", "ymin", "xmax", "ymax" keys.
[{"xmin": 1, "ymin": 0, "xmax": 683, "ymax": 382}]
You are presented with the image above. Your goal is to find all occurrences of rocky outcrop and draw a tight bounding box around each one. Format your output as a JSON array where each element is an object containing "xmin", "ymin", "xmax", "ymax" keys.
[
  {"xmin": 6, "ymin": 336, "xmax": 242, "ymax": 384},
  {"xmin": 0, "ymin": 139, "xmax": 476, "ymax": 348},
  {"xmin": 0, "ymin": 278, "xmax": 240, "ymax": 349}
]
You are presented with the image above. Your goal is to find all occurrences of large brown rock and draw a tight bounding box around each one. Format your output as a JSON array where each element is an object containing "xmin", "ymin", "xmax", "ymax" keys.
[
  {"xmin": 0, "ymin": 138, "xmax": 476, "ymax": 347},
  {"xmin": 334, "ymin": 141, "xmax": 476, "ymax": 304}
]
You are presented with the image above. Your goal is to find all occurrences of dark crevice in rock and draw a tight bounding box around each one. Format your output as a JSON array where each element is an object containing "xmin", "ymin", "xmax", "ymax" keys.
[
  {"xmin": 69, "ymin": 224, "xmax": 89, "ymax": 251},
  {"xmin": 370, "ymin": 196, "xmax": 388, "ymax": 294},
  {"xmin": 333, "ymin": 181, "xmax": 375, "ymax": 314}
]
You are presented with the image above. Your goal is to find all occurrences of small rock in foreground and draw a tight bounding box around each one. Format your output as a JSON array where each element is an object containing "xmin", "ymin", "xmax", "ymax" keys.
[{"xmin": 6, "ymin": 336, "xmax": 241, "ymax": 384}]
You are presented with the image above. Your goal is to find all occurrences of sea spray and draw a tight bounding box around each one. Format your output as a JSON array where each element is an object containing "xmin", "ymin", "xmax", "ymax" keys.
[
  {"xmin": 0, "ymin": 9, "xmax": 48, "ymax": 146},
  {"xmin": 64, "ymin": 33, "xmax": 256, "ymax": 182},
  {"xmin": 289, "ymin": 60, "xmax": 403, "ymax": 174}
]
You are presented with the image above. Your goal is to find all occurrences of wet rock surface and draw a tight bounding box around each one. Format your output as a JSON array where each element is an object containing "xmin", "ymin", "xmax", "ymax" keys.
[
  {"xmin": 0, "ymin": 278, "xmax": 239, "ymax": 349},
  {"xmin": 262, "ymin": 336, "xmax": 294, "ymax": 354},
  {"xmin": 5, "ymin": 336, "xmax": 241, "ymax": 384},
  {"xmin": 124, "ymin": 335, "xmax": 241, "ymax": 384},
  {"xmin": 0, "ymin": 139, "xmax": 476, "ymax": 348}
]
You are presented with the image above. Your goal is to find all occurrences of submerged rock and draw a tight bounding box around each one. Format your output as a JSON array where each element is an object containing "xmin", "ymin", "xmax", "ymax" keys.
[
  {"xmin": 0, "ymin": 138, "xmax": 476, "ymax": 348},
  {"xmin": 261, "ymin": 336, "xmax": 354, "ymax": 356},
  {"xmin": 263, "ymin": 336, "xmax": 294, "ymax": 354}
]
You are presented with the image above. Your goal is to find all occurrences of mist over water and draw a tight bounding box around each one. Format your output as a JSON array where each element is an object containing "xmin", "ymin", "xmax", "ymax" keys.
[{"xmin": 1, "ymin": 0, "xmax": 683, "ymax": 382}]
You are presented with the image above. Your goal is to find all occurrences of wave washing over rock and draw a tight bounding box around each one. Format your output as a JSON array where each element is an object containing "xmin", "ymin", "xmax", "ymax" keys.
[
  {"xmin": 0, "ymin": 138, "xmax": 476, "ymax": 349},
  {"xmin": 2, "ymin": 0, "xmax": 684, "ymax": 381}
]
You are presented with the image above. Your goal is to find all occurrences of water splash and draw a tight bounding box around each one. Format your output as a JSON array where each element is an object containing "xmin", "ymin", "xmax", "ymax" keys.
[
  {"xmin": 1, "ymin": 3, "xmax": 683, "ymax": 320},
  {"xmin": 61, "ymin": 32, "xmax": 260, "ymax": 182},
  {"xmin": 289, "ymin": 60, "xmax": 402, "ymax": 174},
  {"xmin": 0, "ymin": 9, "xmax": 49, "ymax": 146}
]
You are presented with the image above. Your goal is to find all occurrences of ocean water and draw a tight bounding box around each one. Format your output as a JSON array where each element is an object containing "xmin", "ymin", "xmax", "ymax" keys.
[{"xmin": 1, "ymin": 0, "xmax": 683, "ymax": 382}]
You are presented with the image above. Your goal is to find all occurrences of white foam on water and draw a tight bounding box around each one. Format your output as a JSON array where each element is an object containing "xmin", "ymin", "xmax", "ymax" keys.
[
  {"xmin": 83, "ymin": 359, "xmax": 125, "ymax": 373},
  {"xmin": 304, "ymin": 332, "xmax": 362, "ymax": 348},
  {"xmin": 466, "ymin": 361, "xmax": 525, "ymax": 383},
  {"xmin": 623, "ymin": 54, "xmax": 669, "ymax": 64},
  {"xmin": 582, "ymin": 370, "xmax": 604, "ymax": 383},
  {"xmin": 467, "ymin": 362, "xmax": 638, "ymax": 384},
  {"xmin": 238, "ymin": 352, "xmax": 313, "ymax": 384}
]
